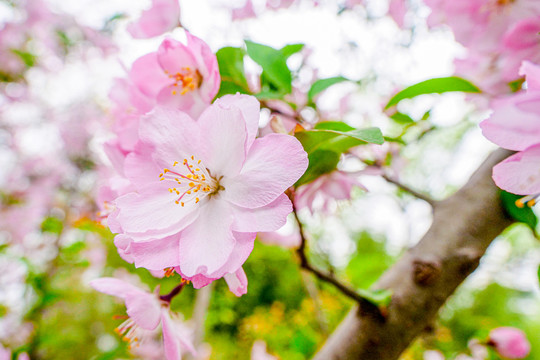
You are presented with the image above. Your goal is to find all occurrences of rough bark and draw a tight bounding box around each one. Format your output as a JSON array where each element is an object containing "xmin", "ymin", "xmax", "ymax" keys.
[{"xmin": 313, "ymin": 149, "xmax": 514, "ymax": 360}]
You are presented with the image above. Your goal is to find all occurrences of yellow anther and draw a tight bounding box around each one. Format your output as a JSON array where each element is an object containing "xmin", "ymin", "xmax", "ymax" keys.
[
  {"xmin": 516, "ymin": 199, "xmax": 525, "ymax": 208},
  {"xmin": 181, "ymin": 202, "xmax": 185, "ymax": 207},
  {"xmin": 172, "ymin": 90, "xmax": 177, "ymax": 95},
  {"xmin": 191, "ymin": 156, "xmax": 194, "ymax": 160},
  {"xmin": 528, "ymin": 199, "xmax": 536, "ymax": 207},
  {"xmin": 164, "ymin": 169, "xmax": 169, "ymax": 173},
  {"xmin": 173, "ymin": 161, "xmax": 178, "ymax": 166},
  {"xmin": 195, "ymin": 198, "xmax": 200, "ymax": 203},
  {"xmin": 175, "ymin": 200, "xmax": 179, "ymax": 204},
  {"xmin": 198, "ymin": 160, "xmax": 201, "ymax": 164},
  {"xmin": 195, "ymin": 168, "xmax": 200, "ymax": 171},
  {"xmin": 189, "ymin": 182, "xmax": 195, "ymax": 187}
]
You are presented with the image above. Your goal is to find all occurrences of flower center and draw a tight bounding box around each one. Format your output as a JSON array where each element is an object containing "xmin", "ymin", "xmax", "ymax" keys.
[
  {"xmin": 159, "ymin": 156, "xmax": 221, "ymax": 207},
  {"xmin": 165, "ymin": 67, "xmax": 202, "ymax": 95}
]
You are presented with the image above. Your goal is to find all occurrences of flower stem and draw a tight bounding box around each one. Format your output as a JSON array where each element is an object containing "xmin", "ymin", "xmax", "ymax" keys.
[{"xmin": 160, "ymin": 282, "xmax": 186, "ymax": 303}]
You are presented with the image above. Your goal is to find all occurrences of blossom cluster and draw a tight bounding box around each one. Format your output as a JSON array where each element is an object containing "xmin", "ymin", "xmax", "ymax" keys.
[
  {"xmin": 424, "ymin": 0, "xmax": 540, "ymax": 96},
  {"xmin": 94, "ymin": 3, "xmax": 310, "ymax": 356}
]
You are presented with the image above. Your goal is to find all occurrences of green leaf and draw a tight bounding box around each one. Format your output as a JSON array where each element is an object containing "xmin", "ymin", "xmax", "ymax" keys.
[
  {"xmin": 389, "ymin": 112, "xmax": 415, "ymax": 124},
  {"xmin": 357, "ymin": 288, "xmax": 393, "ymax": 308},
  {"xmin": 385, "ymin": 77, "xmax": 481, "ymax": 109},
  {"xmin": 41, "ymin": 216, "xmax": 63, "ymax": 235},
  {"xmin": 500, "ymin": 190, "xmax": 538, "ymax": 232},
  {"xmin": 280, "ymin": 43, "xmax": 304, "ymax": 59},
  {"xmin": 295, "ymin": 122, "xmax": 384, "ymax": 154},
  {"xmin": 11, "ymin": 49, "xmax": 36, "ymax": 67},
  {"xmin": 254, "ymin": 91, "xmax": 286, "ymax": 100},
  {"xmin": 245, "ymin": 40, "xmax": 292, "ymax": 93},
  {"xmin": 216, "ymin": 47, "xmax": 250, "ymax": 97},
  {"xmin": 308, "ymin": 76, "xmax": 349, "ymax": 102},
  {"xmin": 295, "ymin": 150, "xmax": 340, "ymax": 187}
]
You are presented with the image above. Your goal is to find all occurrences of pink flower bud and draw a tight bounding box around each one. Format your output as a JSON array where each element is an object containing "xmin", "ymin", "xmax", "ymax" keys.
[{"xmin": 488, "ymin": 327, "xmax": 531, "ymax": 359}]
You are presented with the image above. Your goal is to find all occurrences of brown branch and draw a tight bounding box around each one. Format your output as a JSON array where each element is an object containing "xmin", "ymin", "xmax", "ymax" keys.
[
  {"xmin": 382, "ymin": 174, "xmax": 437, "ymax": 206},
  {"xmin": 292, "ymin": 204, "xmax": 383, "ymax": 317},
  {"xmin": 312, "ymin": 149, "xmax": 514, "ymax": 360}
]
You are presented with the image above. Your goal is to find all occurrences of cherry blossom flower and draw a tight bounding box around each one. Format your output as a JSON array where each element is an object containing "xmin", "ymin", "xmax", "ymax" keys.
[
  {"xmin": 488, "ymin": 327, "xmax": 531, "ymax": 359},
  {"xmin": 90, "ymin": 277, "xmax": 195, "ymax": 360},
  {"xmin": 232, "ymin": 0, "xmax": 257, "ymax": 21},
  {"xmin": 109, "ymin": 94, "xmax": 308, "ymax": 285},
  {"xmin": 129, "ymin": 32, "xmax": 220, "ymax": 119},
  {"xmin": 127, "ymin": 0, "xmax": 181, "ymax": 39},
  {"xmin": 481, "ymin": 61, "xmax": 540, "ymax": 198},
  {"xmin": 295, "ymin": 170, "xmax": 362, "ymax": 214}
]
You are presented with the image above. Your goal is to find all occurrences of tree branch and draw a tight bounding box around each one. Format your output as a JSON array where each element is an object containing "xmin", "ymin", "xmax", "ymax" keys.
[
  {"xmin": 382, "ymin": 174, "xmax": 437, "ymax": 206},
  {"xmin": 292, "ymin": 205, "xmax": 383, "ymax": 317},
  {"xmin": 312, "ymin": 149, "xmax": 514, "ymax": 360}
]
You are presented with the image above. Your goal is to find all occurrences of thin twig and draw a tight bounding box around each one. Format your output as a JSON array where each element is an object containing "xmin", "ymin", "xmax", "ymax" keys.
[
  {"xmin": 382, "ymin": 174, "xmax": 436, "ymax": 206},
  {"xmin": 292, "ymin": 203, "xmax": 383, "ymax": 317}
]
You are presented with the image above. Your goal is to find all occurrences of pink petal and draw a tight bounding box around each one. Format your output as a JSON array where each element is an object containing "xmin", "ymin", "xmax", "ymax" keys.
[
  {"xmin": 156, "ymin": 84, "xmax": 208, "ymax": 119},
  {"xmin": 161, "ymin": 312, "xmax": 196, "ymax": 359},
  {"xmin": 502, "ymin": 17, "xmax": 540, "ymax": 51},
  {"xmin": 480, "ymin": 93, "xmax": 540, "ymax": 151},
  {"xmin": 214, "ymin": 94, "xmax": 260, "ymax": 151},
  {"xmin": 125, "ymin": 292, "xmax": 162, "ymax": 330},
  {"xmin": 177, "ymin": 199, "xmax": 235, "ymax": 277},
  {"xmin": 130, "ymin": 53, "xmax": 171, "ymax": 98},
  {"xmin": 130, "ymin": 235, "xmax": 180, "ymax": 270},
  {"xmin": 183, "ymin": 31, "xmax": 220, "ymax": 102},
  {"xmin": 206, "ymin": 231, "xmax": 256, "ymax": 278},
  {"xmin": 161, "ymin": 312, "xmax": 181, "ymax": 360},
  {"xmin": 224, "ymin": 267, "xmax": 248, "ymax": 296},
  {"xmin": 196, "ymin": 100, "xmax": 248, "ymax": 177},
  {"xmin": 114, "ymin": 234, "xmax": 135, "ymax": 264},
  {"xmin": 222, "ymin": 134, "xmax": 308, "ymax": 208},
  {"xmin": 90, "ymin": 277, "xmax": 144, "ymax": 299},
  {"xmin": 493, "ymin": 145, "xmax": 540, "ymax": 195},
  {"xmin": 157, "ymin": 37, "xmax": 198, "ymax": 76},
  {"xmin": 127, "ymin": 0, "xmax": 180, "ymax": 39},
  {"xmin": 186, "ymin": 274, "xmax": 216, "ymax": 289},
  {"xmin": 138, "ymin": 107, "xmax": 200, "ymax": 169},
  {"xmin": 123, "ymin": 144, "xmax": 163, "ymax": 190},
  {"xmin": 231, "ymin": 193, "xmax": 291, "ymax": 232},
  {"xmin": 113, "ymin": 183, "xmax": 200, "ymax": 239}
]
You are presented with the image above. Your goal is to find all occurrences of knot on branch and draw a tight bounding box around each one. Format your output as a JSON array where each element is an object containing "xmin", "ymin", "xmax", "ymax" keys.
[{"xmin": 413, "ymin": 258, "xmax": 441, "ymax": 286}]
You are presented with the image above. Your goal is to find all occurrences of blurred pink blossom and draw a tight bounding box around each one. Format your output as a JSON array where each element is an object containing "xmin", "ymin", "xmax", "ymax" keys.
[
  {"xmin": 232, "ymin": 0, "xmax": 257, "ymax": 21},
  {"xmin": 295, "ymin": 171, "xmax": 363, "ymax": 214},
  {"xmin": 388, "ymin": 0, "xmax": 407, "ymax": 28},
  {"xmin": 488, "ymin": 327, "xmax": 531, "ymax": 359},
  {"xmin": 127, "ymin": 0, "xmax": 181, "ymax": 39}
]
